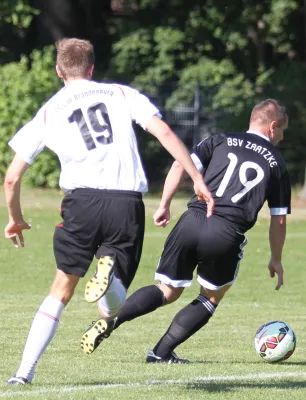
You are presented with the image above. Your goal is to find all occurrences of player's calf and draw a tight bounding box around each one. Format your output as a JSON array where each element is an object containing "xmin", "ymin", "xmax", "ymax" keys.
[{"xmin": 152, "ymin": 295, "xmax": 218, "ymax": 360}]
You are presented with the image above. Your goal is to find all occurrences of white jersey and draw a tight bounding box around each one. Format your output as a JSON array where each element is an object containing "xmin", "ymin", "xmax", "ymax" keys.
[{"xmin": 9, "ymin": 80, "xmax": 160, "ymax": 192}]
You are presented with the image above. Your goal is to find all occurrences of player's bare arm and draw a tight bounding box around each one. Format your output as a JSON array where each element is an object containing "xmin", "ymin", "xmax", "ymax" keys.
[
  {"xmin": 146, "ymin": 116, "xmax": 214, "ymax": 217},
  {"xmin": 268, "ymin": 215, "xmax": 286, "ymax": 290},
  {"xmin": 154, "ymin": 161, "xmax": 185, "ymax": 227},
  {"xmin": 4, "ymin": 155, "xmax": 31, "ymax": 248}
]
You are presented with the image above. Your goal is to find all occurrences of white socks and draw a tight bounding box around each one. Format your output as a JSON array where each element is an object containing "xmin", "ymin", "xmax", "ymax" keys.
[
  {"xmin": 14, "ymin": 279, "xmax": 126, "ymax": 381},
  {"xmin": 98, "ymin": 276, "xmax": 127, "ymax": 318},
  {"xmin": 16, "ymin": 296, "xmax": 64, "ymax": 381}
]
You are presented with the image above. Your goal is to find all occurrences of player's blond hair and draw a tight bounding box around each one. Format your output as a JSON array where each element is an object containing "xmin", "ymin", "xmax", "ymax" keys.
[
  {"xmin": 56, "ymin": 38, "xmax": 95, "ymax": 80},
  {"xmin": 250, "ymin": 99, "xmax": 287, "ymax": 127}
]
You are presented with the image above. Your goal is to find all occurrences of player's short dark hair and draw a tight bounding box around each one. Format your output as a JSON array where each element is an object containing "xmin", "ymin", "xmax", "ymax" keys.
[
  {"xmin": 250, "ymin": 99, "xmax": 287, "ymax": 127},
  {"xmin": 56, "ymin": 38, "xmax": 95, "ymax": 80}
]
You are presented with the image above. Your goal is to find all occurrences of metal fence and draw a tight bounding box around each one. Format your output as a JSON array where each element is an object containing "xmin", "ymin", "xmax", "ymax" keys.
[{"xmin": 148, "ymin": 83, "xmax": 224, "ymax": 150}]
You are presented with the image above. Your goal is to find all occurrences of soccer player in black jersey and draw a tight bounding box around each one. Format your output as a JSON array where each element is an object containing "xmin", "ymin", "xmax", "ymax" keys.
[{"xmin": 85, "ymin": 99, "xmax": 291, "ymax": 364}]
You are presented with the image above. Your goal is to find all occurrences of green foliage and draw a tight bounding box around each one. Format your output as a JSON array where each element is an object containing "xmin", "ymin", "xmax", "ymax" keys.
[
  {"xmin": 0, "ymin": 0, "xmax": 40, "ymax": 63},
  {"xmin": 109, "ymin": 0, "xmax": 304, "ymax": 184},
  {"xmin": 2, "ymin": 0, "xmax": 39, "ymax": 28},
  {"xmin": 112, "ymin": 29, "xmax": 154, "ymax": 79},
  {"xmin": 263, "ymin": 0, "xmax": 298, "ymax": 52},
  {"xmin": 111, "ymin": 0, "xmax": 301, "ymax": 86},
  {"xmin": 261, "ymin": 62, "xmax": 306, "ymax": 183},
  {"xmin": 0, "ymin": 0, "xmax": 305, "ymax": 187},
  {"xmin": 0, "ymin": 46, "xmax": 61, "ymax": 187},
  {"xmin": 166, "ymin": 57, "xmax": 253, "ymax": 107}
]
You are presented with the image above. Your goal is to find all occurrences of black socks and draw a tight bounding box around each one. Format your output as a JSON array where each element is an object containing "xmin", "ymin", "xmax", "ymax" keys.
[
  {"xmin": 115, "ymin": 285, "xmax": 166, "ymax": 330},
  {"xmin": 153, "ymin": 295, "xmax": 217, "ymax": 358}
]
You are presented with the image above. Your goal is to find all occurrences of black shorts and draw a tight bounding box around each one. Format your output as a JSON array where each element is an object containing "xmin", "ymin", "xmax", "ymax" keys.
[
  {"xmin": 155, "ymin": 209, "xmax": 247, "ymax": 289},
  {"xmin": 53, "ymin": 188, "xmax": 145, "ymax": 288}
]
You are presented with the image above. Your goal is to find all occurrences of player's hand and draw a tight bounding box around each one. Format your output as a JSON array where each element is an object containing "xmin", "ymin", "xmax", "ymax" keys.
[
  {"xmin": 153, "ymin": 207, "xmax": 170, "ymax": 227},
  {"xmin": 4, "ymin": 220, "xmax": 31, "ymax": 248},
  {"xmin": 268, "ymin": 259, "xmax": 284, "ymax": 290},
  {"xmin": 193, "ymin": 180, "xmax": 214, "ymax": 218}
]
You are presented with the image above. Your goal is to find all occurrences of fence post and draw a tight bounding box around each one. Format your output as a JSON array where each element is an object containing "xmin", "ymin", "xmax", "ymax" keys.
[{"xmin": 193, "ymin": 81, "xmax": 200, "ymax": 147}]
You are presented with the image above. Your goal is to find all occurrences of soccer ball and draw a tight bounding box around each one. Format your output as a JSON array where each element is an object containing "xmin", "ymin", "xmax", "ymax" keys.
[{"xmin": 254, "ymin": 320, "xmax": 296, "ymax": 362}]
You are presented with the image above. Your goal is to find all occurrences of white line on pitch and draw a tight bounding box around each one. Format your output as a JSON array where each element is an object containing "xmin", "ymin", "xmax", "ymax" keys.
[{"xmin": 1, "ymin": 371, "xmax": 306, "ymax": 398}]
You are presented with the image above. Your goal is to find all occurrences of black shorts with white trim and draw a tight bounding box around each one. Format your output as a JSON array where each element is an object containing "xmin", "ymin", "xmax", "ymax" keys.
[{"xmin": 155, "ymin": 209, "xmax": 247, "ymax": 289}]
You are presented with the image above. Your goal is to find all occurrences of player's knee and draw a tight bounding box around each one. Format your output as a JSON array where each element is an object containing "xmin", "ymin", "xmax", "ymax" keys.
[
  {"xmin": 158, "ymin": 283, "xmax": 184, "ymax": 304},
  {"xmin": 200, "ymin": 284, "xmax": 231, "ymax": 305},
  {"xmin": 49, "ymin": 280, "xmax": 75, "ymax": 304},
  {"xmin": 50, "ymin": 270, "xmax": 79, "ymax": 305},
  {"xmin": 49, "ymin": 286, "xmax": 74, "ymax": 305}
]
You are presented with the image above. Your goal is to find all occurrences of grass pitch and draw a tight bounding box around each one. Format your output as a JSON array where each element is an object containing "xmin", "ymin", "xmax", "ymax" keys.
[{"xmin": 0, "ymin": 189, "xmax": 305, "ymax": 399}]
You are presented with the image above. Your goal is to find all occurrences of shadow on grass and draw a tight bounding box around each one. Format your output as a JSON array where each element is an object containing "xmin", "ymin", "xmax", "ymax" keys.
[
  {"xmin": 192, "ymin": 360, "xmax": 306, "ymax": 366},
  {"xmin": 187, "ymin": 379, "xmax": 306, "ymax": 392},
  {"xmin": 279, "ymin": 361, "xmax": 306, "ymax": 366}
]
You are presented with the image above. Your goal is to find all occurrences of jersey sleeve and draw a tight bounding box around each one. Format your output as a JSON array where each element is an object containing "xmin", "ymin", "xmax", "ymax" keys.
[
  {"xmin": 119, "ymin": 85, "xmax": 161, "ymax": 130},
  {"xmin": 8, "ymin": 108, "xmax": 46, "ymax": 165},
  {"xmin": 191, "ymin": 134, "xmax": 225, "ymax": 172},
  {"xmin": 267, "ymin": 169, "xmax": 291, "ymax": 215}
]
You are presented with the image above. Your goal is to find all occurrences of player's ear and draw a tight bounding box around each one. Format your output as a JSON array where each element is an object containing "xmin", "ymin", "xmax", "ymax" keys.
[
  {"xmin": 270, "ymin": 120, "xmax": 277, "ymax": 132},
  {"xmin": 269, "ymin": 120, "xmax": 278, "ymax": 144},
  {"xmin": 56, "ymin": 65, "xmax": 63, "ymax": 79},
  {"xmin": 88, "ymin": 65, "xmax": 94, "ymax": 79}
]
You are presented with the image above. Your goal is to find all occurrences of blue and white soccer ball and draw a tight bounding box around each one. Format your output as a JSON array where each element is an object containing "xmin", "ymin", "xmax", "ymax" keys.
[{"xmin": 254, "ymin": 321, "xmax": 296, "ymax": 362}]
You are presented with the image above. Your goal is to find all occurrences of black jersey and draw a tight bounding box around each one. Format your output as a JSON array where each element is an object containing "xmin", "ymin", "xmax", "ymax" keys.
[{"xmin": 188, "ymin": 132, "xmax": 291, "ymax": 233}]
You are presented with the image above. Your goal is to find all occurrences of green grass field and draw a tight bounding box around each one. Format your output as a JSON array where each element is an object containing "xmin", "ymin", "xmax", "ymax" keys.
[{"xmin": 0, "ymin": 189, "xmax": 306, "ymax": 399}]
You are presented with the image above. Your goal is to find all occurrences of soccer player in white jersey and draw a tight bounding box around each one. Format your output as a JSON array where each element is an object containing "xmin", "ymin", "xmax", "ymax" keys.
[
  {"xmin": 4, "ymin": 38, "xmax": 214, "ymax": 385},
  {"xmin": 85, "ymin": 99, "xmax": 291, "ymax": 364}
]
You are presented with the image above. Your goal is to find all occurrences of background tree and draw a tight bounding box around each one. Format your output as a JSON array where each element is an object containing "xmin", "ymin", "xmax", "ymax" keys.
[{"xmin": 1, "ymin": 0, "xmax": 305, "ymax": 187}]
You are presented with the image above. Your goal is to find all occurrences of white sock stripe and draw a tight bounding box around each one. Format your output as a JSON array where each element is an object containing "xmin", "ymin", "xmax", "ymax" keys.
[
  {"xmin": 16, "ymin": 296, "xmax": 64, "ymax": 381},
  {"xmin": 38, "ymin": 296, "xmax": 65, "ymax": 320},
  {"xmin": 197, "ymin": 295, "xmax": 216, "ymax": 314},
  {"xmin": 37, "ymin": 311, "xmax": 59, "ymax": 322}
]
